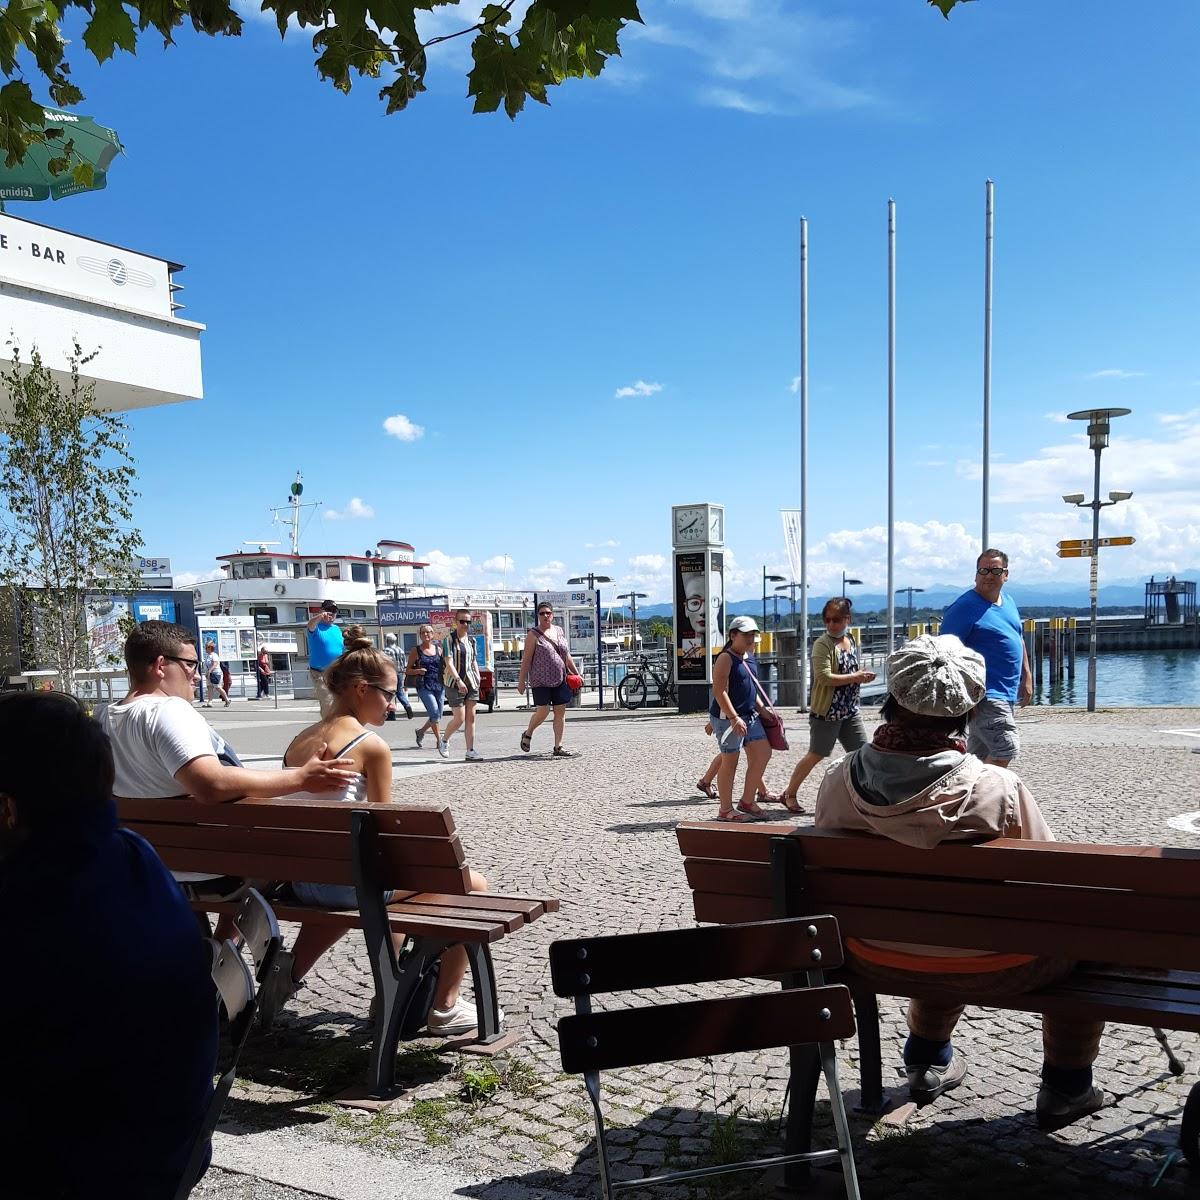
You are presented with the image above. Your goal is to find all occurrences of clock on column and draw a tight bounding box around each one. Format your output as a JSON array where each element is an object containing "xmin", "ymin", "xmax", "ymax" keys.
[{"xmin": 672, "ymin": 503, "xmax": 725, "ymax": 548}]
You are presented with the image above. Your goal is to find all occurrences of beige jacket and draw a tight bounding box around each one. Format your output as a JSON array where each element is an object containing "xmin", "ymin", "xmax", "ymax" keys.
[
  {"xmin": 815, "ymin": 745, "xmax": 1053, "ymax": 960},
  {"xmin": 815, "ymin": 747, "xmax": 1052, "ymax": 848}
]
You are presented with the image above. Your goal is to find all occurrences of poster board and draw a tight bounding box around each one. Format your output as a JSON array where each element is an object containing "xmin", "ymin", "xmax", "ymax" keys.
[{"xmin": 673, "ymin": 549, "xmax": 725, "ymax": 685}]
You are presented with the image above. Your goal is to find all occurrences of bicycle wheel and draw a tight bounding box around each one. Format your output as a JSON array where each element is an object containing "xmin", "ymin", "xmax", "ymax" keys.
[
  {"xmin": 660, "ymin": 676, "xmax": 677, "ymax": 707},
  {"xmin": 618, "ymin": 674, "xmax": 647, "ymax": 710}
]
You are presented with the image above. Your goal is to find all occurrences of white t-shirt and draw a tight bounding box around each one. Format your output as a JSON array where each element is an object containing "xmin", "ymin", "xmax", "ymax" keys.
[
  {"xmin": 102, "ymin": 693, "xmax": 230, "ymax": 883},
  {"xmin": 205, "ymin": 651, "xmax": 221, "ymax": 681},
  {"xmin": 102, "ymin": 694, "xmax": 222, "ymax": 798}
]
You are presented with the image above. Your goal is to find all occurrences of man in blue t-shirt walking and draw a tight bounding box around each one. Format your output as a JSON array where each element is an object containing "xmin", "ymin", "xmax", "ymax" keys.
[
  {"xmin": 939, "ymin": 548, "xmax": 1033, "ymax": 766},
  {"xmin": 306, "ymin": 599, "xmax": 345, "ymax": 718}
]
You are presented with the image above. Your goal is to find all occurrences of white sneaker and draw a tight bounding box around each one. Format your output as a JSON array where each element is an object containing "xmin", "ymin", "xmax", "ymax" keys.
[
  {"xmin": 425, "ymin": 997, "xmax": 505, "ymax": 1036},
  {"xmin": 465, "ymin": 748, "xmax": 482, "ymax": 761},
  {"xmin": 437, "ymin": 740, "xmax": 449, "ymax": 759}
]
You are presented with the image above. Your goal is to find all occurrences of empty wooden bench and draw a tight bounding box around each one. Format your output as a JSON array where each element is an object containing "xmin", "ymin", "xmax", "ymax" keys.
[
  {"xmin": 118, "ymin": 795, "xmax": 558, "ymax": 1097},
  {"xmin": 677, "ymin": 820, "xmax": 1200, "ymax": 1160}
]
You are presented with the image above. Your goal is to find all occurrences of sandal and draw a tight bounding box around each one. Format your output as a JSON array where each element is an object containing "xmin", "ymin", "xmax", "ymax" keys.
[
  {"xmin": 716, "ymin": 807, "xmax": 757, "ymax": 822},
  {"xmin": 736, "ymin": 801, "xmax": 771, "ymax": 821},
  {"xmin": 696, "ymin": 779, "xmax": 718, "ymax": 800},
  {"xmin": 520, "ymin": 732, "xmax": 532, "ymax": 753},
  {"xmin": 780, "ymin": 793, "xmax": 805, "ymax": 815},
  {"xmin": 552, "ymin": 746, "xmax": 577, "ymax": 758},
  {"xmin": 756, "ymin": 789, "xmax": 782, "ymax": 804}
]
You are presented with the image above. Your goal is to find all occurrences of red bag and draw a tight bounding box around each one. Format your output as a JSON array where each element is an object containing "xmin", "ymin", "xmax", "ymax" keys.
[
  {"xmin": 749, "ymin": 668, "xmax": 789, "ymax": 751},
  {"xmin": 566, "ymin": 673, "xmax": 583, "ymax": 692}
]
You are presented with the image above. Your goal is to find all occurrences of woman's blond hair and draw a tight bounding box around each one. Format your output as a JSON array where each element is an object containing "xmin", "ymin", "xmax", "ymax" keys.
[{"xmin": 324, "ymin": 628, "xmax": 393, "ymax": 694}]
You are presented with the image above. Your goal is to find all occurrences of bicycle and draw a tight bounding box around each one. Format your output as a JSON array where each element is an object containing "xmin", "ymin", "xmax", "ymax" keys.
[{"xmin": 617, "ymin": 655, "xmax": 677, "ymax": 710}]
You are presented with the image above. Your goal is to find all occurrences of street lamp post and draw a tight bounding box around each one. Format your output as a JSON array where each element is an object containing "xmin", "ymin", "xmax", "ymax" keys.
[
  {"xmin": 568, "ymin": 573, "xmax": 613, "ymax": 710},
  {"xmin": 841, "ymin": 572, "xmax": 863, "ymax": 600},
  {"xmin": 762, "ymin": 569, "xmax": 785, "ymax": 634},
  {"xmin": 1064, "ymin": 407, "xmax": 1132, "ymax": 714},
  {"xmin": 895, "ymin": 586, "xmax": 925, "ymax": 637},
  {"xmin": 616, "ymin": 591, "xmax": 647, "ymax": 655}
]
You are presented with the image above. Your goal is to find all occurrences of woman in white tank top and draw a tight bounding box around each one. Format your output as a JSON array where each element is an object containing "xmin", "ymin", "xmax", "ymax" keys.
[{"xmin": 259, "ymin": 633, "xmax": 490, "ymax": 1038}]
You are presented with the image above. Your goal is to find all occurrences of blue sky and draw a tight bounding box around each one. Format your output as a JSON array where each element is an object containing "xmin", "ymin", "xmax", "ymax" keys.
[{"xmin": 35, "ymin": 0, "xmax": 1200, "ymax": 604}]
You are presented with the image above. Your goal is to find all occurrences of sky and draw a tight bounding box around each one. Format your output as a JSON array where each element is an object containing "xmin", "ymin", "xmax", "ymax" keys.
[{"xmin": 28, "ymin": 0, "xmax": 1200, "ymax": 606}]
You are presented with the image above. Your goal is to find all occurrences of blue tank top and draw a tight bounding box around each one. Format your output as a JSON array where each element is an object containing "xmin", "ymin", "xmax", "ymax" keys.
[
  {"xmin": 709, "ymin": 649, "xmax": 757, "ymax": 721},
  {"xmin": 417, "ymin": 647, "xmax": 443, "ymax": 692}
]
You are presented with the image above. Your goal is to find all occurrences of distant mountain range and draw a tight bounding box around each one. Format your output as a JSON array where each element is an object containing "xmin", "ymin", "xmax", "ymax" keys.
[{"xmin": 629, "ymin": 573, "xmax": 1198, "ymax": 620}]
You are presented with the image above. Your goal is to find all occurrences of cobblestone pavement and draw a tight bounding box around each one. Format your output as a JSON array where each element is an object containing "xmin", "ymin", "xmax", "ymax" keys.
[{"xmin": 208, "ymin": 706, "xmax": 1200, "ymax": 1199}]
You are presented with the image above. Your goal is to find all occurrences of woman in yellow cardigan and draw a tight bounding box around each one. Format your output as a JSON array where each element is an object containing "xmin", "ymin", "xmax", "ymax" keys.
[{"xmin": 780, "ymin": 597, "xmax": 875, "ymax": 810}]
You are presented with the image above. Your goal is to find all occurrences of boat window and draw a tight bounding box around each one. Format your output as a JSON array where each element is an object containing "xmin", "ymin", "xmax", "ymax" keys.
[{"xmin": 350, "ymin": 562, "xmax": 370, "ymax": 583}]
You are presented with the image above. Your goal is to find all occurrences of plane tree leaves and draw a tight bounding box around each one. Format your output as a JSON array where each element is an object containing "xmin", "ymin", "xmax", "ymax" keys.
[{"xmin": 0, "ymin": 0, "xmax": 973, "ymax": 167}]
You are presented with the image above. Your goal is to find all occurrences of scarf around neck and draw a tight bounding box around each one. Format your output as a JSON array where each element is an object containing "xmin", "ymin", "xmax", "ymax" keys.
[{"xmin": 872, "ymin": 721, "xmax": 966, "ymax": 756}]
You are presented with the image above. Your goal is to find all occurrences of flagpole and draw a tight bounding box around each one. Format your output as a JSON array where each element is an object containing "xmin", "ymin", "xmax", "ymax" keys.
[
  {"xmin": 799, "ymin": 217, "xmax": 809, "ymax": 711},
  {"xmin": 887, "ymin": 199, "xmax": 896, "ymax": 658},
  {"xmin": 982, "ymin": 178, "xmax": 994, "ymax": 552}
]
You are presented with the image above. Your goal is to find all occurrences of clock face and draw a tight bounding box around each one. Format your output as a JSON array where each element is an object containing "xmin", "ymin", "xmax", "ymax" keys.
[
  {"xmin": 708, "ymin": 508, "xmax": 724, "ymax": 544},
  {"xmin": 674, "ymin": 506, "xmax": 706, "ymax": 544}
]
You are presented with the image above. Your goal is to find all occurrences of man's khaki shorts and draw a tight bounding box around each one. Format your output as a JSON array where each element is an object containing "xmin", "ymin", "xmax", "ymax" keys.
[{"xmin": 967, "ymin": 698, "xmax": 1019, "ymax": 762}]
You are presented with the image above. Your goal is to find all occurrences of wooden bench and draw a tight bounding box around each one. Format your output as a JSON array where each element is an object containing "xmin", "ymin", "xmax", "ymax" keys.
[
  {"xmin": 677, "ymin": 821, "xmax": 1200, "ymax": 1160},
  {"xmin": 118, "ymin": 795, "xmax": 558, "ymax": 1098}
]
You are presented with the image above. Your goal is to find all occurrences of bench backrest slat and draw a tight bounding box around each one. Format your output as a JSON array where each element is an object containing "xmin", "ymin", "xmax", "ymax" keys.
[
  {"xmin": 118, "ymin": 798, "xmax": 471, "ymax": 894},
  {"xmin": 549, "ymin": 916, "xmax": 844, "ymax": 997},
  {"xmin": 557, "ymin": 985, "xmax": 855, "ymax": 1073},
  {"xmin": 679, "ymin": 823, "xmax": 1200, "ymax": 972},
  {"xmin": 119, "ymin": 796, "xmax": 456, "ymax": 837}
]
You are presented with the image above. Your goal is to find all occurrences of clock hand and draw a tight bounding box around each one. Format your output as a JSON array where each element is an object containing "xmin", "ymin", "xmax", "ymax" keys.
[{"xmin": 681, "ymin": 518, "xmax": 698, "ymax": 532}]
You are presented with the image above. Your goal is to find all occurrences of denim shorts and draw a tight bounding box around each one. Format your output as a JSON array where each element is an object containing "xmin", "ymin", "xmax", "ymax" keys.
[
  {"xmin": 967, "ymin": 698, "xmax": 1019, "ymax": 762},
  {"xmin": 710, "ymin": 711, "xmax": 767, "ymax": 754},
  {"xmin": 292, "ymin": 881, "xmax": 395, "ymax": 909},
  {"xmin": 417, "ymin": 686, "xmax": 444, "ymax": 721}
]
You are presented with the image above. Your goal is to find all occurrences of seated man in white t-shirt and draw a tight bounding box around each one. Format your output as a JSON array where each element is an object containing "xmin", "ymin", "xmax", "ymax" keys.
[{"xmin": 103, "ymin": 620, "xmax": 359, "ymax": 901}]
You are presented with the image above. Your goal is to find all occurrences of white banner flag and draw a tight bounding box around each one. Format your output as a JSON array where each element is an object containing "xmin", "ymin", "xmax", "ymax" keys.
[{"xmin": 780, "ymin": 509, "xmax": 802, "ymax": 585}]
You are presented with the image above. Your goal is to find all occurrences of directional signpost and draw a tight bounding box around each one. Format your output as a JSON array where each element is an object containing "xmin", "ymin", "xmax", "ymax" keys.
[{"xmin": 1056, "ymin": 537, "xmax": 1135, "ymax": 558}]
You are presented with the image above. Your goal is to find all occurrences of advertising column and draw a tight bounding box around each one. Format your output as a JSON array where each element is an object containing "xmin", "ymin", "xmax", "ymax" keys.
[{"xmin": 671, "ymin": 503, "xmax": 725, "ymax": 714}]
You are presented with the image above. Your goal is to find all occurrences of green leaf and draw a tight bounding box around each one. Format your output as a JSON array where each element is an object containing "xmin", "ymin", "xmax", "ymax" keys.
[
  {"xmin": 927, "ymin": 0, "xmax": 971, "ymax": 15},
  {"xmin": 82, "ymin": 0, "xmax": 139, "ymax": 62},
  {"xmin": 480, "ymin": 2, "xmax": 509, "ymax": 27}
]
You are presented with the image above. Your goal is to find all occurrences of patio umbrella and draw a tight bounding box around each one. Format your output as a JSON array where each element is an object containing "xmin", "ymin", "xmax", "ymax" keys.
[{"xmin": 0, "ymin": 109, "xmax": 122, "ymax": 203}]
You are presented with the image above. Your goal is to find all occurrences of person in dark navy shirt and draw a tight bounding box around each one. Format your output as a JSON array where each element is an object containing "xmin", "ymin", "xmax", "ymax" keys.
[{"xmin": 0, "ymin": 692, "xmax": 217, "ymax": 1199}]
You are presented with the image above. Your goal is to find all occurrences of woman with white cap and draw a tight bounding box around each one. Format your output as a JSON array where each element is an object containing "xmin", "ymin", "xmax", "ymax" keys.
[
  {"xmin": 707, "ymin": 615, "xmax": 773, "ymax": 822},
  {"xmin": 815, "ymin": 634, "xmax": 1105, "ymax": 1129}
]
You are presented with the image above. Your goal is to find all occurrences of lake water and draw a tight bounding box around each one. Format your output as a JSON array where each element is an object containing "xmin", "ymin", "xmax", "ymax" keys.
[{"xmin": 1033, "ymin": 649, "xmax": 1200, "ymax": 707}]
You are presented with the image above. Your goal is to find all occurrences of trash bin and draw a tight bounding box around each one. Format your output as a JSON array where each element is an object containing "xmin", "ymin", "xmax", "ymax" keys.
[{"xmin": 479, "ymin": 668, "xmax": 496, "ymax": 713}]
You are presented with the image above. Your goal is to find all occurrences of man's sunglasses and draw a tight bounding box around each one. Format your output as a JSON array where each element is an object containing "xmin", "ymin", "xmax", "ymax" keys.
[
  {"xmin": 977, "ymin": 566, "xmax": 1007, "ymax": 577},
  {"xmin": 457, "ymin": 618, "xmax": 470, "ymax": 625},
  {"xmin": 164, "ymin": 655, "xmax": 199, "ymax": 673}
]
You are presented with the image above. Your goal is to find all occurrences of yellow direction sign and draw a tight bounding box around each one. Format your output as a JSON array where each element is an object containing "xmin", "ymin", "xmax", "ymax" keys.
[
  {"xmin": 1056, "ymin": 536, "xmax": 1136, "ymax": 551},
  {"xmin": 1057, "ymin": 547, "xmax": 1094, "ymax": 558}
]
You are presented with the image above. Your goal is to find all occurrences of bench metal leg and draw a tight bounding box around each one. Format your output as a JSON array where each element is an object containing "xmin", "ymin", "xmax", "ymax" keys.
[
  {"xmin": 781, "ymin": 1042, "xmax": 822, "ymax": 1193},
  {"xmin": 464, "ymin": 942, "xmax": 503, "ymax": 1043},
  {"xmin": 365, "ymin": 939, "xmax": 444, "ymax": 1097},
  {"xmin": 852, "ymin": 989, "xmax": 885, "ymax": 1113},
  {"xmin": 819, "ymin": 1039, "xmax": 862, "ymax": 1200}
]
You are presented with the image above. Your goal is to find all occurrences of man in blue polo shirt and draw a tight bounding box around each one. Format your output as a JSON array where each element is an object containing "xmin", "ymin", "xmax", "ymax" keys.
[
  {"xmin": 306, "ymin": 599, "xmax": 345, "ymax": 717},
  {"xmin": 939, "ymin": 548, "xmax": 1033, "ymax": 766}
]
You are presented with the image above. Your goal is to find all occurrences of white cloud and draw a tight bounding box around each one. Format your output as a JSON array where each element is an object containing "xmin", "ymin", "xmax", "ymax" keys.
[
  {"xmin": 585, "ymin": 539, "xmax": 620, "ymax": 549},
  {"xmin": 527, "ymin": 560, "xmax": 566, "ymax": 590},
  {"xmin": 1085, "ymin": 368, "xmax": 1144, "ymax": 380},
  {"xmin": 592, "ymin": 556, "xmax": 615, "ymax": 568},
  {"xmin": 423, "ymin": 549, "xmax": 473, "ymax": 585},
  {"xmin": 383, "ymin": 413, "xmax": 425, "ymax": 442},
  {"xmin": 789, "ymin": 375, "xmax": 802, "ymax": 394},
  {"xmin": 628, "ymin": 553, "xmax": 667, "ymax": 572},
  {"xmin": 701, "ymin": 87, "xmax": 777, "ymax": 115},
  {"xmin": 170, "ymin": 569, "xmax": 217, "ymax": 589},
  {"xmin": 323, "ymin": 497, "xmax": 375, "ymax": 521},
  {"xmin": 481, "ymin": 554, "xmax": 514, "ymax": 573},
  {"xmin": 614, "ymin": 380, "xmax": 663, "ymax": 399},
  {"xmin": 1043, "ymin": 411, "xmax": 1068, "ymax": 423},
  {"xmin": 630, "ymin": 1, "xmax": 876, "ymax": 115}
]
